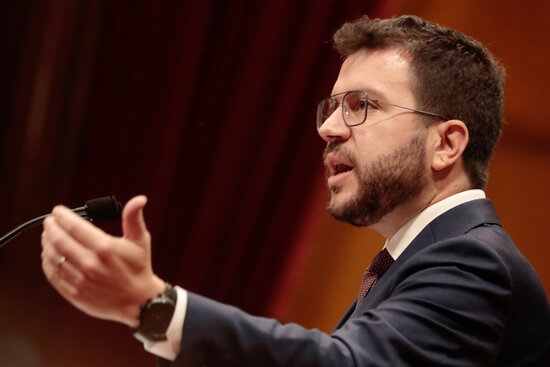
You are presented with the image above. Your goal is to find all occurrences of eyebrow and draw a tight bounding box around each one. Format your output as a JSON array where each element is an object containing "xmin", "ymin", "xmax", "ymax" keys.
[{"xmin": 362, "ymin": 87, "xmax": 389, "ymax": 101}]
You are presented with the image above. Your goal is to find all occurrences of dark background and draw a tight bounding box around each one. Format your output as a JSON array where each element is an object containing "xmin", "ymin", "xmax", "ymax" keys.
[
  {"xmin": 1, "ymin": 1, "xmax": 549, "ymax": 366},
  {"xmin": 0, "ymin": 1, "xmax": 384, "ymax": 366}
]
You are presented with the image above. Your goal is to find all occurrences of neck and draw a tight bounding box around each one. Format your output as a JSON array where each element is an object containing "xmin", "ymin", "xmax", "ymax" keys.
[{"xmin": 370, "ymin": 175, "xmax": 472, "ymax": 239}]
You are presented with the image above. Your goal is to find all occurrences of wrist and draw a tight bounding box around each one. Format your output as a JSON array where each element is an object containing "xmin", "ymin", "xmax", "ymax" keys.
[
  {"xmin": 125, "ymin": 275, "xmax": 166, "ymax": 328},
  {"xmin": 132, "ymin": 282, "xmax": 177, "ymax": 343}
]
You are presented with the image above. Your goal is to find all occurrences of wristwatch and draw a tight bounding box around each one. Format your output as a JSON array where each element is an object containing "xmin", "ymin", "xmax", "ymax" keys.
[{"xmin": 133, "ymin": 283, "xmax": 177, "ymax": 343}]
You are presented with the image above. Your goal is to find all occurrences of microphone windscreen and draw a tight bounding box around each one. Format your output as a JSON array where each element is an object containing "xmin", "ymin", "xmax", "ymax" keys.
[{"xmin": 85, "ymin": 196, "xmax": 123, "ymax": 221}]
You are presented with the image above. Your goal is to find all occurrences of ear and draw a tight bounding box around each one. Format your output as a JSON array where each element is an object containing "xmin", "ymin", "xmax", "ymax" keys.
[{"xmin": 430, "ymin": 119, "xmax": 469, "ymax": 171}]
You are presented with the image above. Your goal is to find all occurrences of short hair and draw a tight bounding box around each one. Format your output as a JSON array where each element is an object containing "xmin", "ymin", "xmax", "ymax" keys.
[{"xmin": 333, "ymin": 15, "xmax": 505, "ymax": 189}]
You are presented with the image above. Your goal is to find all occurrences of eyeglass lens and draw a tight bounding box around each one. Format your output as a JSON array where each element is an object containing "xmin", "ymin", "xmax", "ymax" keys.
[{"xmin": 317, "ymin": 91, "xmax": 368, "ymax": 129}]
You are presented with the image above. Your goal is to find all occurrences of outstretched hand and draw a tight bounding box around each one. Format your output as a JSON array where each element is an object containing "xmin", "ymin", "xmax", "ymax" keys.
[{"xmin": 41, "ymin": 195, "xmax": 165, "ymax": 328}]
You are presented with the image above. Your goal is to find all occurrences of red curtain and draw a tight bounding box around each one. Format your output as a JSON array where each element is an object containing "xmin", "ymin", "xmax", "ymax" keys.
[{"xmin": 0, "ymin": 1, "xmax": 384, "ymax": 366}]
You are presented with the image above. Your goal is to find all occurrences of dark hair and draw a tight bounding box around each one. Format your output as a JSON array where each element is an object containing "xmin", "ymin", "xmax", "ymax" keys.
[{"xmin": 333, "ymin": 15, "xmax": 505, "ymax": 189}]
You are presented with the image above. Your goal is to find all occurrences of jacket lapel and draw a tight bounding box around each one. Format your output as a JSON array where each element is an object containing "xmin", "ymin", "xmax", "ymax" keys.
[{"xmin": 339, "ymin": 199, "xmax": 501, "ymax": 323}]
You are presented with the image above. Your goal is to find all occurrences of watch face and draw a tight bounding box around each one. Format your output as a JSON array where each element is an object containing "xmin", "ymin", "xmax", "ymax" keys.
[{"xmin": 139, "ymin": 298, "xmax": 176, "ymax": 339}]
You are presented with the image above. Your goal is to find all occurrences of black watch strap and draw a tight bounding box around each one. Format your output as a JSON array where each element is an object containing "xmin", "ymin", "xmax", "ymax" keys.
[{"xmin": 133, "ymin": 283, "xmax": 177, "ymax": 343}]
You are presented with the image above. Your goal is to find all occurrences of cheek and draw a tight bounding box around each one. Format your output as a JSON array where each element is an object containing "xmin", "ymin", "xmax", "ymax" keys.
[{"xmin": 351, "ymin": 136, "xmax": 391, "ymax": 162}]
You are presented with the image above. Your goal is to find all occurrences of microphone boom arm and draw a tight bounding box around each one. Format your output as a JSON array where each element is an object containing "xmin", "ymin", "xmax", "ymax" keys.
[{"xmin": 0, "ymin": 196, "xmax": 122, "ymax": 249}]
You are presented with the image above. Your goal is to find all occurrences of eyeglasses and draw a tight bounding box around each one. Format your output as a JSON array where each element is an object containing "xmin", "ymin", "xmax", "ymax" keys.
[{"xmin": 316, "ymin": 90, "xmax": 448, "ymax": 130}]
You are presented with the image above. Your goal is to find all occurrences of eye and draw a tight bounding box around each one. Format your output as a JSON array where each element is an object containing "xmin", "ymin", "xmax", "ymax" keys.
[
  {"xmin": 346, "ymin": 94, "xmax": 366, "ymax": 112},
  {"xmin": 345, "ymin": 94, "xmax": 379, "ymax": 113}
]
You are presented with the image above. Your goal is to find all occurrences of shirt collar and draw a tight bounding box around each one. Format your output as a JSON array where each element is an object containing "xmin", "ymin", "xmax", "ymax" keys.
[{"xmin": 384, "ymin": 189, "xmax": 486, "ymax": 260}]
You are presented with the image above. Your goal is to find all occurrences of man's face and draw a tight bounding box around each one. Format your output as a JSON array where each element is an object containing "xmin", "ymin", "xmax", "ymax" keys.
[{"xmin": 318, "ymin": 48, "xmax": 429, "ymax": 227}]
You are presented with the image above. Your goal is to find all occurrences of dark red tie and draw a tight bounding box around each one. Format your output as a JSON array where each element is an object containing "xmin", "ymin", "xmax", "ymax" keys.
[{"xmin": 356, "ymin": 248, "xmax": 394, "ymax": 308}]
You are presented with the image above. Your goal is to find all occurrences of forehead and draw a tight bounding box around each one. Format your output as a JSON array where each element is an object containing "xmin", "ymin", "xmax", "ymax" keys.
[{"xmin": 332, "ymin": 48, "xmax": 415, "ymax": 104}]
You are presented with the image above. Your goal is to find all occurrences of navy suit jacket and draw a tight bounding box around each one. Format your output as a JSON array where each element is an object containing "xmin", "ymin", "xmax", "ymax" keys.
[{"xmin": 163, "ymin": 199, "xmax": 550, "ymax": 366}]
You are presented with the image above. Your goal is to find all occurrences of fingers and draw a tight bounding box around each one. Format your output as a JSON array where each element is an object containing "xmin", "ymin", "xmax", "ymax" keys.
[
  {"xmin": 41, "ymin": 194, "xmax": 151, "ymax": 280},
  {"xmin": 50, "ymin": 205, "xmax": 110, "ymax": 252},
  {"xmin": 41, "ymin": 230, "xmax": 84, "ymax": 300},
  {"xmin": 42, "ymin": 215, "xmax": 97, "ymax": 273},
  {"xmin": 121, "ymin": 195, "xmax": 149, "ymax": 243},
  {"xmin": 41, "ymin": 250, "xmax": 83, "ymax": 294}
]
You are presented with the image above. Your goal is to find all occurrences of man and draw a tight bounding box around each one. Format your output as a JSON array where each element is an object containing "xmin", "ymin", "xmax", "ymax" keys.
[{"xmin": 41, "ymin": 15, "xmax": 550, "ymax": 366}]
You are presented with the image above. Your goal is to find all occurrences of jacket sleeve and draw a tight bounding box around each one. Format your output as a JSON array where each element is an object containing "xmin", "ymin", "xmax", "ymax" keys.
[{"xmin": 162, "ymin": 235, "xmax": 512, "ymax": 367}]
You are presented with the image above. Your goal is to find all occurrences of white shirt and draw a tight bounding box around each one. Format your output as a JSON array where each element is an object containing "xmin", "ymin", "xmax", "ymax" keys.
[
  {"xmin": 384, "ymin": 189, "xmax": 486, "ymax": 260},
  {"xmin": 145, "ymin": 189, "xmax": 486, "ymax": 360}
]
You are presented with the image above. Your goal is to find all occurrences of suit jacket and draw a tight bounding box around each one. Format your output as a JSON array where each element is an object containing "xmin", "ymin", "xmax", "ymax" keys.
[{"xmin": 163, "ymin": 199, "xmax": 550, "ymax": 366}]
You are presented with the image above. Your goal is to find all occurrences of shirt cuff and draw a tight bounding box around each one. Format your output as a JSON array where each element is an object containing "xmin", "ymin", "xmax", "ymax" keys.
[{"xmin": 142, "ymin": 286, "xmax": 187, "ymax": 361}]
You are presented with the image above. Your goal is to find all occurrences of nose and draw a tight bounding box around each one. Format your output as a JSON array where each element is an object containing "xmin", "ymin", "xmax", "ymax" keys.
[{"xmin": 317, "ymin": 107, "xmax": 351, "ymax": 143}]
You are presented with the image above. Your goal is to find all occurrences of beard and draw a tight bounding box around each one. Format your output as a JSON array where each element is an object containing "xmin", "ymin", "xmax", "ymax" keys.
[{"xmin": 324, "ymin": 130, "xmax": 427, "ymax": 227}]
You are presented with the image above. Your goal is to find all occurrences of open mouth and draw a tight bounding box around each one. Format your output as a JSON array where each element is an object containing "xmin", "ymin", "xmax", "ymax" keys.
[
  {"xmin": 325, "ymin": 154, "xmax": 355, "ymax": 179},
  {"xmin": 333, "ymin": 163, "xmax": 353, "ymax": 175}
]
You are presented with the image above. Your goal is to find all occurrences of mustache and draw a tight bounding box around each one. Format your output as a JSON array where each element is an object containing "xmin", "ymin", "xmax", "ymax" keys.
[
  {"xmin": 323, "ymin": 143, "xmax": 358, "ymax": 180},
  {"xmin": 323, "ymin": 142, "xmax": 338, "ymax": 159},
  {"xmin": 323, "ymin": 143, "xmax": 356, "ymax": 166}
]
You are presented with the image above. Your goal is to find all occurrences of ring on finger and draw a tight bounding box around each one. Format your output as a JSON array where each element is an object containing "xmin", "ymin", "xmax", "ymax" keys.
[{"xmin": 57, "ymin": 255, "xmax": 67, "ymax": 267}]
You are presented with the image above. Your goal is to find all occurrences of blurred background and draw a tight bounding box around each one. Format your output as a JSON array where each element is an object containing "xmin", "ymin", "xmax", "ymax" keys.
[{"xmin": 0, "ymin": 1, "xmax": 548, "ymax": 366}]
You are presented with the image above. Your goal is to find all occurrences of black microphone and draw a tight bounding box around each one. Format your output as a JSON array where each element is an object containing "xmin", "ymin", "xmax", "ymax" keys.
[{"xmin": 0, "ymin": 196, "xmax": 123, "ymax": 249}]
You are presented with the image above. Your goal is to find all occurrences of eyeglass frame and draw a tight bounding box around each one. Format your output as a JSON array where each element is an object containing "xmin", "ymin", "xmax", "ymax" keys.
[{"xmin": 316, "ymin": 90, "xmax": 449, "ymax": 130}]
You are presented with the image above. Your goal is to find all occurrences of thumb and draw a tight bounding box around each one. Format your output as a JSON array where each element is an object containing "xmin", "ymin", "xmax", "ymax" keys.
[{"xmin": 122, "ymin": 195, "xmax": 149, "ymax": 243}]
